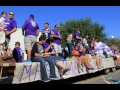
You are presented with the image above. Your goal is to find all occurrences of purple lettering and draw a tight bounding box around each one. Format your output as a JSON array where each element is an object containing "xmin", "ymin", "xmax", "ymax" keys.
[
  {"xmin": 34, "ymin": 63, "xmax": 40, "ymax": 80},
  {"xmin": 19, "ymin": 64, "xmax": 32, "ymax": 83}
]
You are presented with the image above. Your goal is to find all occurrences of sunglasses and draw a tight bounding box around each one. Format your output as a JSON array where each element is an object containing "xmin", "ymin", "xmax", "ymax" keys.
[{"xmin": 9, "ymin": 14, "xmax": 14, "ymax": 15}]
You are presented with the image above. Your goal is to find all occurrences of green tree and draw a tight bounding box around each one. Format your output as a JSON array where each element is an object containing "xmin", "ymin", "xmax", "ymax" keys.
[
  {"xmin": 59, "ymin": 18, "xmax": 107, "ymax": 48},
  {"xmin": 106, "ymin": 38, "xmax": 120, "ymax": 49}
]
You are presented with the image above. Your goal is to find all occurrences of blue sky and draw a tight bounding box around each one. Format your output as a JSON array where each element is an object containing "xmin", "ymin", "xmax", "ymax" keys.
[{"xmin": 0, "ymin": 6, "xmax": 120, "ymax": 38}]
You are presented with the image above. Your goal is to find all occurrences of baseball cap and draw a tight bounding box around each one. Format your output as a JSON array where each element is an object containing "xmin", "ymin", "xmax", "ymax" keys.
[
  {"xmin": 9, "ymin": 12, "xmax": 14, "ymax": 15},
  {"xmin": 55, "ymin": 25, "xmax": 60, "ymax": 28},
  {"xmin": 30, "ymin": 14, "xmax": 34, "ymax": 19}
]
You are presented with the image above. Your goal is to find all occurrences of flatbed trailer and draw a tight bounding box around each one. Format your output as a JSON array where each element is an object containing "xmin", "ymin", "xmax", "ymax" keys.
[{"xmin": 0, "ymin": 57, "xmax": 119, "ymax": 84}]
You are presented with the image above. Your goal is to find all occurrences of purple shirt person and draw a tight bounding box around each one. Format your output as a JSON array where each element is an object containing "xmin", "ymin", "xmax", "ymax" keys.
[
  {"xmin": 5, "ymin": 12, "xmax": 17, "ymax": 46},
  {"xmin": 22, "ymin": 14, "xmax": 40, "ymax": 60},
  {"xmin": 86, "ymin": 47, "xmax": 95, "ymax": 56},
  {"xmin": 13, "ymin": 42, "xmax": 23, "ymax": 62},
  {"xmin": 74, "ymin": 29, "xmax": 82, "ymax": 43},
  {"xmin": 78, "ymin": 46, "xmax": 86, "ymax": 56},
  {"xmin": 52, "ymin": 25, "xmax": 62, "ymax": 54},
  {"xmin": 52, "ymin": 29, "xmax": 61, "ymax": 45}
]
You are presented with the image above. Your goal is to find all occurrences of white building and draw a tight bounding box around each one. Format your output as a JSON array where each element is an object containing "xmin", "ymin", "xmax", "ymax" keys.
[{"xmin": 9, "ymin": 28, "xmax": 41, "ymax": 60}]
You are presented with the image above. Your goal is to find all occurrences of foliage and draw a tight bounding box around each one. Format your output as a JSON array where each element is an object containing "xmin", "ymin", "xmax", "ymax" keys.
[{"xmin": 59, "ymin": 18, "xmax": 107, "ymax": 48}]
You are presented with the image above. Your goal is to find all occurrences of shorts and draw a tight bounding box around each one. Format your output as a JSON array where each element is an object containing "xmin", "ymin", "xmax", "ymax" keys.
[
  {"xmin": 54, "ymin": 43, "xmax": 62, "ymax": 53},
  {"xmin": 24, "ymin": 35, "xmax": 37, "ymax": 50}
]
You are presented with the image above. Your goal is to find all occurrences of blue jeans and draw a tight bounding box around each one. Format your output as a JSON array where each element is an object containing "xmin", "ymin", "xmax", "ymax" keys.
[
  {"xmin": 49, "ymin": 55, "xmax": 64, "ymax": 62},
  {"xmin": 32, "ymin": 56, "xmax": 57, "ymax": 81}
]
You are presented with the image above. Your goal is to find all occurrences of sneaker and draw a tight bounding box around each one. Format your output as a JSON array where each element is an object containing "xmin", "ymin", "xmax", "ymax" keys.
[
  {"xmin": 50, "ymin": 77, "xmax": 58, "ymax": 80},
  {"xmin": 62, "ymin": 68, "xmax": 70, "ymax": 75},
  {"xmin": 24, "ymin": 60, "xmax": 31, "ymax": 62},
  {"xmin": 86, "ymin": 66, "xmax": 94, "ymax": 70}
]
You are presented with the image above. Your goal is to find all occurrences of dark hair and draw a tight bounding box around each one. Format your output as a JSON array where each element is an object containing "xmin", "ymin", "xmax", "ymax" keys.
[
  {"xmin": 39, "ymin": 34, "xmax": 46, "ymax": 41},
  {"xmin": 1, "ymin": 12, "xmax": 7, "ymax": 15},
  {"xmin": 68, "ymin": 31, "xmax": 72, "ymax": 34},
  {"xmin": 45, "ymin": 22, "xmax": 49, "ymax": 25},
  {"xmin": 45, "ymin": 38, "xmax": 54, "ymax": 44},
  {"xmin": 30, "ymin": 14, "xmax": 34, "ymax": 19},
  {"xmin": 74, "ymin": 44, "xmax": 78, "ymax": 48},
  {"xmin": 15, "ymin": 42, "xmax": 20, "ymax": 46}
]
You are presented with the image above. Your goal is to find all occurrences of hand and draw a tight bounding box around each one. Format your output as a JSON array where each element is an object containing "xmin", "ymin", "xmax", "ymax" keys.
[{"xmin": 44, "ymin": 53, "xmax": 50, "ymax": 57}]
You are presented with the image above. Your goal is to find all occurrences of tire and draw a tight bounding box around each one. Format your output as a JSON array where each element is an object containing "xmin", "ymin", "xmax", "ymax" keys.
[
  {"xmin": 110, "ymin": 67, "xmax": 116, "ymax": 72},
  {"xmin": 104, "ymin": 68, "xmax": 110, "ymax": 75}
]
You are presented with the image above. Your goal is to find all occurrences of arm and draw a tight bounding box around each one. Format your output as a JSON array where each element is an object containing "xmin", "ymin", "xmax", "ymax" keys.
[
  {"xmin": 34, "ymin": 53, "xmax": 49, "ymax": 57},
  {"xmin": 36, "ymin": 23, "xmax": 40, "ymax": 36},
  {"xmin": 6, "ymin": 27, "xmax": 17, "ymax": 36},
  {"xmin": 22, "ymin": 20, "xmax": 27, "ymax": 35},
  {"xmin": 52, "ymin": 30, "xmax": 62, "ymax": 39},
  {"xmin": 76, "ymin": 36, "xmax": 81, "ymax": 40},
  {"xmin": 45, "ymin": 44, "xmax": 53, "ymax": 53},
  {"xmin": 6, "ymin": 20, "xmax": 17, "ymax": 36},
  {"xmin": 36, "ymin": 29, "xmax": 40, "ymax": 36},
  {"xmin": 54, "ymin": 35, "xmax": 62, "ymax": 39}
]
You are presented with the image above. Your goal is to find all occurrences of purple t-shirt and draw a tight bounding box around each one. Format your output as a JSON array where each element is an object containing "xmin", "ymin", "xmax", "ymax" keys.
[
  {"xmin": 16, "ymin": 47, "xmax": 22, "ymax": 62},
  {"xmin": 22, "ymin": 20, "xmax": 39, "ymax": 37},
  {"xmin": 43, "ymin": 43, "xmax": 49, "ymax": 49},
  {"xmin": 78, "ymin": 46, "xmax": 85, "ymax": 56},
  {"xmin": 52, "ymin": 29, "xmax": 61, "ymax": 45},
  {"xmin": 74, "ymin": 32, "xmax": 81, "ymax": 42},
  {"xmin": 5, "ymin": 19, "xmax": 17, "ymax": 31},
  {"xmin": 43, "ymin": 42, "xmax": 55, "ymax": 52},
  {"xmin": 111, "ymin": 48, "xmax": 115, "ymax": 54},
  {"xmin": 87, "ymin": 48, "xmax": 95, "ymax": 56}
]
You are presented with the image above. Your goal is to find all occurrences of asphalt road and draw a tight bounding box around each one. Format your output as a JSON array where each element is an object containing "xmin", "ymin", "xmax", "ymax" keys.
[{"xmin": 73, "ymin": 69, "xmax": 120, "ymax": 84}]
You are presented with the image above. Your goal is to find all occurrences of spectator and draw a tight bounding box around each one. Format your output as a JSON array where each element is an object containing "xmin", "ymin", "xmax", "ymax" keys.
[
  {"xmin": 82, "ymin": 34, "xmax": 89, "ymax": 47},
  {"xmin": 5, "ymin": 11, "xmax": 17, "ymax": 47},
  {"xmin": 0, "ymin": 12, "xmax": 7, "ymax": 43},
  {"xmin": 85, "ymin": 43, "xmax": 102, "ymax": 69},
  {"xmin": 0, "ymin": 12, "xmax": 7, "ymax": 30},
  {"xmin": 74, "ymin": 29, "xmax": 82, "ymax": 45},
  {"xmin": 77, "ymin": 39, "xmax": 86, "ymax": 56},
  {"xmin": 12, "ymin": 42, "xmax": 24, "ymax": 62},
  {"xmin": 42, "ymin": 22, "xmax": 53, "ymax": 39},
  {"xmin": 52, "ymin": 25, "xmax": 62, "ymax": 55},
  {"xmin": 94, "ymin": 38, "xmax": 104, "ymax": 57},
  {"xmin": 67, "ymin": 31, "xmax": 74, "ymax": 56},
  {"xmin": 31, "ymin": 34, "xmax": 57, "ymax": 82},
  {"xmin": 22, "ymin": 14, "xmax": 40, "ymax": 60},
  {"xmin": 44, "ymin": 38, "xmax": 70, "ymax": 75},
  {"xmin": 71, "ymin": 44, "xmax": 94, "ymax": 70},
  {"xmin": 91, "ymin": 37, "xmax": 96, "ymax": 46}
]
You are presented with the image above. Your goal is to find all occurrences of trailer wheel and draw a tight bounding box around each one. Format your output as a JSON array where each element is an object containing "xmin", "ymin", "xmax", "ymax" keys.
[
  {"xmin": 110, "ymin": 67, "xmax": 116, "ymax": 72},
  {"xmin": 104, "ymin": 68, "xmax": 110, "ymax": 75}
]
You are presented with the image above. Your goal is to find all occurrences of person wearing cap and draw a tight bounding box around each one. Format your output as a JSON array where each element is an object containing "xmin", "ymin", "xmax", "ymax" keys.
[
  {"xmin": 52, "ymin": 25, "xmax": 62, "ymax": 55},
  {"xmin": 5, "ymin": 11, "xmax": 17, "ymax": 47},
  {"xmin": 12, "ymin": 42, "xmax": 24, "ymax": 62},
  {"xmin": 22, "ymin": 14, "xmax": 40, "ymax": 60}
]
